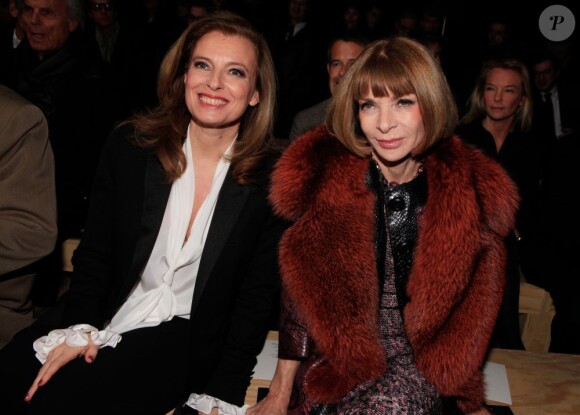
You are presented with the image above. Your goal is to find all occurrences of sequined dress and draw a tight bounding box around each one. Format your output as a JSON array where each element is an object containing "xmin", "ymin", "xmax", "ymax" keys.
[{"xmin": 310, "ymin": 164, "xmax": 442, "ymax": 415}]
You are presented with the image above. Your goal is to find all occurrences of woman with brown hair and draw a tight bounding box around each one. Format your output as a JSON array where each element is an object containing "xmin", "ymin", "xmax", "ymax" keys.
[
  {"xmin": 249, "ymin": 37, "xmax": 519, "ymax": 415},
  {"xmin": 0, "ymin": 11, "xmax": 285, "ymax": 415}
]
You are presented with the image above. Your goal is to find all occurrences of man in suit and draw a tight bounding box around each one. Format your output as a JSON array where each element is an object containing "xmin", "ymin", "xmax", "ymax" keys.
[
  {"xmin": 0, "ymin": 85, "xmax": 57, "ymax": 349},
  {"xmin": 265, "ymin": 0, "xmax": 327, "ymax": 139},
  {"xmin": 531, "ymin": 50, "xmax": 577, "ymax": 144},
  {"xmin": 289, "ymin": 32, "xmax": 367, "ymax": 141}
]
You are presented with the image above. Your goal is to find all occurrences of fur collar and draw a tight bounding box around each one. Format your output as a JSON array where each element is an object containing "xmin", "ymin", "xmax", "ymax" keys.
[{"xmin": 270, "ymin": 126, "xmax": 519, "ymax": 405}]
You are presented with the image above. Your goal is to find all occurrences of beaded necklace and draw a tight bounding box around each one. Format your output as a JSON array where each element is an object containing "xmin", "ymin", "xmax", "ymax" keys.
[{"xmin": 373, "ymin": 160, "xmax": 425, "ymax": 188}]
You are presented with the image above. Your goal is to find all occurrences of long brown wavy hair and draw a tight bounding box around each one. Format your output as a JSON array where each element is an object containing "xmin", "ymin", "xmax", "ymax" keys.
[{"xmin": 126, "ymin": 11, "xmax": 277, "ymax": 184}]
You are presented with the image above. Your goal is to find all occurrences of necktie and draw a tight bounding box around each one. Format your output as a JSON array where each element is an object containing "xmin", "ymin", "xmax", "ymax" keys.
[{"xmin": 543, "ymin": 92, "xmax": 555, "ymax": 138}]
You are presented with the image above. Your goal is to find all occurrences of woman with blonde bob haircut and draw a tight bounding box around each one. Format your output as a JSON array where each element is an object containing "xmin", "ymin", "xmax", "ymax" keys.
[
  {"xmin": 0, "ymin": 11, "xmax": 287, "ymax": 415},
  {"xmin": 250, "ymin": 37, "xmax": 519, "ymax": 415}
]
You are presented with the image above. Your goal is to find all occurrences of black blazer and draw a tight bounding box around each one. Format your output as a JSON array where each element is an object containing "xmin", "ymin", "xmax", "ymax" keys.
[
  {"xmin": 60, "ymin": 124, "xmax": 286, "ymax": 404},
  {"xmin": 532, "ymin": 82, "xmax": 579, "ymax": 144}
]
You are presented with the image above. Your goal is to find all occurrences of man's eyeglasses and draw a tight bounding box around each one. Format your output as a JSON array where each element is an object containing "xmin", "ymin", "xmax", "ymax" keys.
[{"xmin": 91, "ymin": 3, "xmax": 113, "ymax": 12}]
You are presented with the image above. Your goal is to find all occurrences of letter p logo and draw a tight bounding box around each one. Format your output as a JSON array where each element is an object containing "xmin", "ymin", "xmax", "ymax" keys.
[
  {"xmin": 550, "ymin": 15, "xmax": 565, "ymax": 30},
  {"xmin": 540, "ymin": 5, "xmax": 575, "ymax": 41}
]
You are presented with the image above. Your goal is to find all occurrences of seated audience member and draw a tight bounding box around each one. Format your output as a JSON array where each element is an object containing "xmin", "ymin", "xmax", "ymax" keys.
[
  {"xmin": 186, "ymin": 0, "xmax": 211, "ymax": 23},
  {"xmin": 174, "ymin": 0, "xmax": 212, "ymax": 34},
  {"xmin": 86, "ymin": 0, "xmax": 153, "ymax": 122},
  {"xmin": 130, "ymin": 0, "xmax": 185, "ymax": 110},
  {"xmin": 479, "ymin": 14, "xmax": 525, "ymax": 62},
  {"xmin": 531, "ymin": 49, "xmax": 577, "ymax": 146},
  {"xmin": 362, "ymin": 0, "xmax": 386, "ymax": 41},
  {"xmin": 0, "ymin": 11, "xmax": 286, "ymax": 415},
  {"xmin": 0, "ymin": 85, "xmax": 57, "ymax": 350},
  {"xmin": 289, "ymin": 32, "xmax": 367, "ymax": 140},
  {"xmin": 264, "ymin": 0, "xmax": 325, "ymax": 139},
  {"xmin": 86, "ymin": 0, "xmax": 129, "ymax": 119},
  {"xmin": 250, "ymin": 36, "xmax": 518, "ymax": 415},
  {"xmin": 392, "ymin": 7, "xmax": 417, "ymax": 37},
  {"xmin": 338, "ymin": 0, "xmax": 364, "ymax": 34},
  {"xmin": 486, "ymin": 16, "xmax": 510, "ymax": 54},
  {"xmin": 5, "ymin": 0, "xmax": 113, "ymax": 308},
  {"xmin": 0, "ymin": 0, "xmax": 24, "ymax": 83},
  {"xmin": 417, "ymin": 4, "xmax": 444, "ymax": 36},
  {"xmin": 456, "ymin": 57, "xmax": 542, "ymax": 349},
  {"xmin": 86, "ymin": 0, "xmax": 120, "ymax": 64},
  {"xmin": 0, "ymin": 0, "xmax": 23, "ymax": 46}
]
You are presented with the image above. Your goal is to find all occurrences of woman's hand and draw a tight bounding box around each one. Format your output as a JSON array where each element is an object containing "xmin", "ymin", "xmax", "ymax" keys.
[
  {"xmin": 24, "ymin": 333, "xmax": 100, "ymax": 402},
  {"xmin": 246, "ymin": 358, "xmax": 299, "ymax": 415},
  {"xmin": 246, "ymin": 390, "xmax": 289, "ymax": 415}
]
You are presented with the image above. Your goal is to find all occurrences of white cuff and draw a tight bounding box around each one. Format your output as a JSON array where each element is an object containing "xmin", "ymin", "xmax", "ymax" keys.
[
  {"xmin": 186, "ymin": 393, "xmax": 249, "ymax": 415},
  {"xmin": 33, "ymin": 324, "xmax": 122, "ymax": 364}
]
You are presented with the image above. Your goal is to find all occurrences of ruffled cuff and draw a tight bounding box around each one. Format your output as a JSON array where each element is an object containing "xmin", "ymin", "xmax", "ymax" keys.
[
  {"xmin": 186, "ymin": 393, "xmax": 249, "ymax": 415},
  {"xmin": 33, "ymin": 324, "xmax": 122, "ymax": 364}
]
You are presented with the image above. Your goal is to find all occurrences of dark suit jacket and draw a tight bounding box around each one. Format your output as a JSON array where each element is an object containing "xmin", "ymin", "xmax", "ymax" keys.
[
  {"xmin": 289, "ymin": 98, "xmax": 330, "ymax": 141},
  {"xmin": 532, "ymin": 82, "xmax": 579, "ymax": 144},
  {"xmin": 0, "ymin": 24, "xmax": 18, "ymax": 85},
  {"xmin": 265, "ymin": 21, "xmax": 326, "ymax": 138},
  {"xmin": 6, "ymin": 32, "xmax": 112, "ymax": 237},
  {"xmin": 52, "ymin": 124, "xmax": 286, "ymax": 405}
]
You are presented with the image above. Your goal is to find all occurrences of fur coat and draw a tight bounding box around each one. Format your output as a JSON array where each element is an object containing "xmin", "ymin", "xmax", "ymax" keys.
[{"xmin": 269, "ymin": 126, "xmax": 520, "ymax": 413}]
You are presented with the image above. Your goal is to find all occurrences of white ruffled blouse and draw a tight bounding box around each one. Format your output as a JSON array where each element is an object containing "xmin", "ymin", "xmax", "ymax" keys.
[{"xmin": 33, "ymin": 129, "xmax": 248, "ymax": 414}]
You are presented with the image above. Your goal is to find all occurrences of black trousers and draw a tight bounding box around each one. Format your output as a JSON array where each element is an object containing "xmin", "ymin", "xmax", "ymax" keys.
[{"xmin": 0, "ymin": 315, "xmax": 192, "ymax": 415}]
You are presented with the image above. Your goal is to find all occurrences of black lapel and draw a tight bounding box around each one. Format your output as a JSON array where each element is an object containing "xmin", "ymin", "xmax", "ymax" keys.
[
  {"xmin": 190, "ymin": 167, "xmax": 249, "ymax": 315},
  {"xmin": 126, "ymin": 153, "xmax": 171, "ymax": 285}
]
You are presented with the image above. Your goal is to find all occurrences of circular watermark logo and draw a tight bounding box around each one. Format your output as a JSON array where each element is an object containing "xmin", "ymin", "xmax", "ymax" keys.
[{"xmin": 539, "ymin": 5, "xmax": 575, "ymax": 41}]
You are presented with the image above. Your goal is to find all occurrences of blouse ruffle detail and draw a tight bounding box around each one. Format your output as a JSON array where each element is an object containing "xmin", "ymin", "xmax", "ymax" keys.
[{"xmin": 33, "ymin": 324, "xmax": 122, "ymax": 364}]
